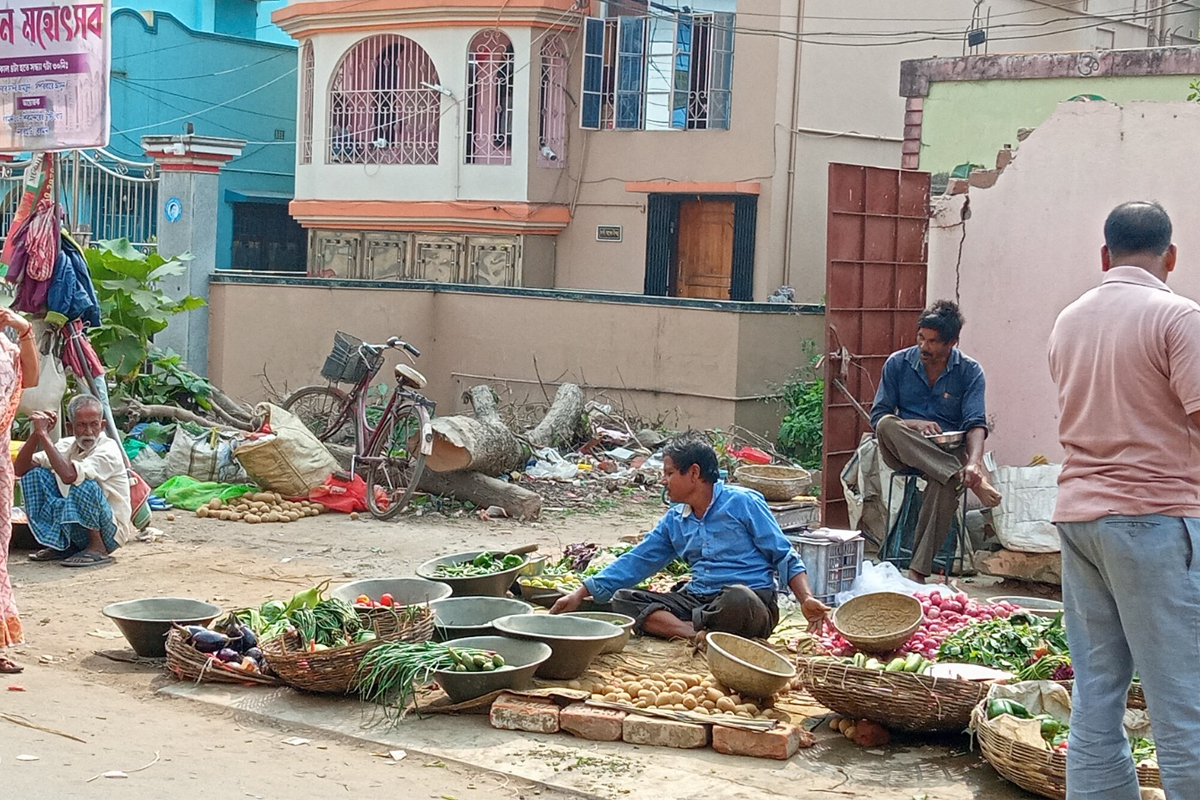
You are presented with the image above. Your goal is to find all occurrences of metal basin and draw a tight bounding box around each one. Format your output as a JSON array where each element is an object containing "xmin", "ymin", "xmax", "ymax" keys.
[
  {"xmin": 492, "ymin": 614, "xmax": 623, "ymax": 680},
  {"xmin": 416, "ymin": 551, "xmax": 528, "ymax": 598},
  {"xmin": 331, "ymin": 577, "xmax": 452, "ymax": 607},
  {"xmin": 706, "ymin": 631, "xmax": 796, "ymax": 699},
  {"xmin": 102, "ymin": 597, "xmax": 222, "ymax": 658},
  {"xmin": 429, "ymin": 596, "xmax": 534, "ymax": 641},
  {"xmin": 432, "ymin": 635, "xmax": 552, "ymax": 703},
  {"xmin": 561, "ymin": 611, "xmax": 635, "ymax": 654}
]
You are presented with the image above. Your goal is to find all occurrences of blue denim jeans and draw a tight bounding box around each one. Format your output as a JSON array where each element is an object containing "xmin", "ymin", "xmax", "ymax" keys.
[{"xmin": 1058, "ymin": 515, "xmax": 1200, "ymax": 800}]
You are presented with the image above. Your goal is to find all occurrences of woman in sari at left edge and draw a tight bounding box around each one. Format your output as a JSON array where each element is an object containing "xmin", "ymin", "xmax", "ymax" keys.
[{"xmin": 1, "ymin": 307, "xmax": 40, "ymax": 673}]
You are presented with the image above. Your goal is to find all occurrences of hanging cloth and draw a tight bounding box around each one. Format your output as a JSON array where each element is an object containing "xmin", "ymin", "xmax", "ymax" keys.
[
  {"xmin": 0, "ymin": 152, "xmax": 47, "ymax": 271},
  {"xmin": 24, "ymin": 162, "xmax": 58, "ymax": 281}
]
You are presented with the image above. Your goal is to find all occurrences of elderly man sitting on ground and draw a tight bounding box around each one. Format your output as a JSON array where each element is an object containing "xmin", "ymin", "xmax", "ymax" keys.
[
  {"xmin": 551, "ymin": 434, "xmax": 829, "ymax": 642},
  {"xmin": 16, "ymin": 395, "xmax": 133, "ymax": 568}
]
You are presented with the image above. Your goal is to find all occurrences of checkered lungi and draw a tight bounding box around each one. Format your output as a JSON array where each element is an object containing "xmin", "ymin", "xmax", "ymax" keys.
[{"xmin": 20, "ymin": 467, "xmax": 118, "ymax": 553}]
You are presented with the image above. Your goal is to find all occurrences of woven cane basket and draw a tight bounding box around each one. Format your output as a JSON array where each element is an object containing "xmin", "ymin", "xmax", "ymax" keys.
[
  {"xmin": 165, "ymin": 626, "xmax": 280, "ymax": 687},
  {"xmin": 971, "ymin": 703, "xmax": 1161, "ymax": 799},
  {"xmin": 261, "ymin": 606, "xmax": 434, "ymax": 694},
  {"xmin": 735, "ymin": 465, "xmax": 812, "ymax": 502},
  {"xmin": 800, "ymin": 657, "xmax": 989, "ymax": 732}
]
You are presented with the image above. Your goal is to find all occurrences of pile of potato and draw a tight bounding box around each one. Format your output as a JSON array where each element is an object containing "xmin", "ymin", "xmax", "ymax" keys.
[
  {"xmin": 589, "ymin": 671, "xmax": 788, "ymax": 721},
  {"xmin": 828, "ymin": 716, "xmax": 890, "ymax": 747},
  {"xmin": 194, "ymin": 493, "xmax": 327, "ymax": 524}
]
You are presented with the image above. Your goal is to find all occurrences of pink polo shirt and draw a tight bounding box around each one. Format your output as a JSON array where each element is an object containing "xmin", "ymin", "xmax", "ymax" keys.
[{"xmin": 1048, "ymin": 266, "xmax": 1200, "ymax": 522}]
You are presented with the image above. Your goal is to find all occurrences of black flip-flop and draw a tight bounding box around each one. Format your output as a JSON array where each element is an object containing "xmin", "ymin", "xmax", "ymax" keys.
[
  {"xmin": 0, "ymin": 656, "xmax": 23, "ymax": 673},
  {"xmin": 28, "ymin": 547, "xmax": 73, "ymax": 562},
  {"xmin": 61, "ymin": 552, "xmax": 114, "ymax": 569}
]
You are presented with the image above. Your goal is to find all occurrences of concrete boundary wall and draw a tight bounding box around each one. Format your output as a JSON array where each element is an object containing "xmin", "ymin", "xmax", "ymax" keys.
[{"xmin": 208, "ymin": 275, "xmax": 824, "ymax": 437}]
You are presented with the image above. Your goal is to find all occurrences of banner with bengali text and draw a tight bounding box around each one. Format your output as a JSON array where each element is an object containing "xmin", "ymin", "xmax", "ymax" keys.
[{"xmin": 0, "ymin": 0, "xmax": 109, "ymax": 151}]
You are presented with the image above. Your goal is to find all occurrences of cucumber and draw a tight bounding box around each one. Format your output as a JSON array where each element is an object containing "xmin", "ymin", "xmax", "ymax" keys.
[
  {"xmin": 864, "ymin": 658, "xmax": 885, "ymax": 670},
  {"xmin": 852, "ymin": 652, "xmax": 866, "ymax": 668},
  {"xmin": 885, "ymin": 657, "xmax": 907, "ymax": 672},
  {"xmin": 903, "ymin": 652, "xmax": 923, "ymax": 672}
]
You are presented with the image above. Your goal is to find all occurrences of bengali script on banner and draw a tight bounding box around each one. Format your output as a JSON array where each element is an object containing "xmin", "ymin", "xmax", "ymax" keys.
[{"xmin": 0, "ymin": 0, "xmax": 109, "ymax": 151}]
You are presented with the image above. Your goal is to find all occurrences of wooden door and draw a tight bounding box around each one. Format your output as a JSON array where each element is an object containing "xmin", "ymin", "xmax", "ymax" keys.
[{"xmin": 674, "ymin": 197, "xmax": 734, "ymax": 299}]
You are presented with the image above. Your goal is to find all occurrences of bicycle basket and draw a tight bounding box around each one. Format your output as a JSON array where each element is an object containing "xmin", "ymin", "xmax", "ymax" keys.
[{"xmin": 320, "ymin": 331, "xmax": 380, "ymax": 384}]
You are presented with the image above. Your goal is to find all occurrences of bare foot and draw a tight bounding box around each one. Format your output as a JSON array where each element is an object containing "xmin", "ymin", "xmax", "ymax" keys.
[
  {"xmin": 972, "ymin": 476, "xmax": 1002, "ymax": 508},
  {"xmin": 908, "ymin": 570, "xmax": 927, "ymax": 584}
]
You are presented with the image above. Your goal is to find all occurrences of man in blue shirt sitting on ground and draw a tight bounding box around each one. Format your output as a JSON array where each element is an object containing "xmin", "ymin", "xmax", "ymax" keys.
[
  {"xmin": 869, "ymin": 299, "xmax": 1002, "ymax": 584},
  {"xmin": 551, "ymin": 434, "xmax": 830, "ymax": 642}
]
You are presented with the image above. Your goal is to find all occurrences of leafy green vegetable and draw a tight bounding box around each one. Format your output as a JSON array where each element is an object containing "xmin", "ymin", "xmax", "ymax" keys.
[{"xmin": 938, "ymin": 612, "xmax": 1069, "ymax": 672}]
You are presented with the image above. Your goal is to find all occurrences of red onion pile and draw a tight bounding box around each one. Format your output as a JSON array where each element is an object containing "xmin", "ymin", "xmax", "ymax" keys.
[{"xmin": 816, "ymin": 591, "xmax": 1017, "ymax": 660}]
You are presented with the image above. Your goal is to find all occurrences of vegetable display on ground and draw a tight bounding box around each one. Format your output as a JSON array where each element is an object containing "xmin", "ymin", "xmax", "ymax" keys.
[
  {"xmin": 434, "ymin": 552, "xmax": 525, "ymax": 577},
  {"xmin": 356, "ymin": 641, "xmax": 506, "ymax": 721}
]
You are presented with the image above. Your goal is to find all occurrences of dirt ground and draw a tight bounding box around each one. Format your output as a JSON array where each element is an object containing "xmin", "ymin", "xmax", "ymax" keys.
[{"xmin": 2, "ymin": 500, "xmax": 662, "ymax": 799}]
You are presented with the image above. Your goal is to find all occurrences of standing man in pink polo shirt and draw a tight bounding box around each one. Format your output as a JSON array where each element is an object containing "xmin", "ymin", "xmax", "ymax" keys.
[{"xmin": 1049, "ymin": 200, "xmax": 1200, "ymax": 800}]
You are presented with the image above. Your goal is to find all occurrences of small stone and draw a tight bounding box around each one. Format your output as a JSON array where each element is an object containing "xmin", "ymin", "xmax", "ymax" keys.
[
  {"xmin": 489, "ymin": 693, "xmax": 560, "ymax": 734},
  {"xmin": 622, "ymin": 715, "xmax": 709, "ymax": 749},
  {"xmin": 166, "ymin": 513, "xmax": 175, "ymax": 522},
  {"xmin": 976, "ymin": 548, "xmax": 1062, "ymax": 585}
]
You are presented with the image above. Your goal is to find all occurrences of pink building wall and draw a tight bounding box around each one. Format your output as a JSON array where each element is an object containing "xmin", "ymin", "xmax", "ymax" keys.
[{"xmin": 926, "ymin": 100, "xmax": 1200, "ymax": 467}]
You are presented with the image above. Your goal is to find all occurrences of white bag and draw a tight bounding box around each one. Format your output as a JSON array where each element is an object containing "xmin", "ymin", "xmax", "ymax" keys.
[
  {"xmin": 166, "ymin": 426, "xmax": 248, "ymax": 484},
  {"xmin": 16, "ymin": 324, "xmax": 67, "ymax": 429},
  {"xmin": 990, "ymin": 464, "xmax": 1062, "ymax": 553}
]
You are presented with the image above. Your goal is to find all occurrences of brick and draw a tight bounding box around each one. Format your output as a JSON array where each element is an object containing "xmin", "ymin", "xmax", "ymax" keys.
[
  {"xmin": 712, "ymin": 723, "xmax": 813, "ymax": 760},
  {"xmin": 489, "ymin": 693, "xmax": 560, "ymax": 734},
  {"xmin": 622, "ymin": 715, "xmax": 709, "ymax": 749},
  {"xmin": 560, "ymin": 703, "xmax": 626, "ymax": 742}
]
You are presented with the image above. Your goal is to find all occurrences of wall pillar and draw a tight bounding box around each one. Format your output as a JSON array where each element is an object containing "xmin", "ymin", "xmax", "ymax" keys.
[{"xmin": 141, "ymin": 134, "xmax": 246, "ymax": 375}]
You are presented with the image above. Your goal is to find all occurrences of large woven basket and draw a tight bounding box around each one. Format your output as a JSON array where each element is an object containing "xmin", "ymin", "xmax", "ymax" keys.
[
  {"xmin": 972, "ymin": 703, "xmax": 1160, "ymax": 799},
  {"xmin": 831, "ymin": 592, "xmax": 923, "ymax": 653},
  {"xmin": 165, "ymin": 626, "xmax": 280, "ymax": 687},
  {"xmin": 261, "ymin": 606, "xmax": 434, "ymax": 694},
  {"xmin": 735, "ymin": 465, "xmax": 812, "ymax": 502},
  {"xmin": 800, "ymin": 657, "xmax": 988, "ymax": 732}
]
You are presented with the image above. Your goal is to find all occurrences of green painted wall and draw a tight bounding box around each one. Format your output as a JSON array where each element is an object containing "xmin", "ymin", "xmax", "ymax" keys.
[{"xmin": 920, "ymin": 75, "xmax": 1197, "ymax": 177}]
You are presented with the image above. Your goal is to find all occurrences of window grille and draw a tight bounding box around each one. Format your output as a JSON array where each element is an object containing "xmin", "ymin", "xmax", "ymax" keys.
[
  {"xmin": 466, "ymin": 30, "xmax": 514, "ymax": 165},
  {"xmin": 300, "ymin": 41, "xmax": 314, "ymax": 164},
  {"xmin": 537, "ymin": 36, "xmax": 568, "ymax": 167},
  {"xmin": 327, "ymin": 34, "xmax": 441, "ymax": 165}
]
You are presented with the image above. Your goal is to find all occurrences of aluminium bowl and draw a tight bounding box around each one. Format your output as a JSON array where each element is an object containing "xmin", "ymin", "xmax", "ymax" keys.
[
  {"xmin": 102, "ymin": 597, "xmax": 222, "ymax": 658},
  {"xmin": 417, "ymin": 551, "xmax": 528, "ymax": 597},
  {"xmin": 432, "ymin": 635, "xmax": 552, "ymax": 703},
  {"xmin": 492, "ymin": 613, "xmax": 623, "ymax": 679}
]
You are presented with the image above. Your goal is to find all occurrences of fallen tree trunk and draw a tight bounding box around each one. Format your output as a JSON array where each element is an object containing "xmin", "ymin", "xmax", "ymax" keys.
[
  {"xmin": 426, "ymin": 385, "xmax": 526, "ymax": 475},
  {"xmin": 527, "ymin": 383, "xmax": 585, "ymax": 449},
  {"xmin": 118, "ymin": 400, "xmax": 254, "ymax": 432},
  {"xmin": 417, "ymin": 470, "xmax": 542, "ymax": 521},
  {"xmin": 323, "ymin": 442, "xmax": 541, "ymax": 520}
]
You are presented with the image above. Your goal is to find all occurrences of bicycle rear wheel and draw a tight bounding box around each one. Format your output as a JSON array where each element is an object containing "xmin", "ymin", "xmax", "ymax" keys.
[
  {"xmin": 281, "ymin": 385, "xmax": 354, "ymax": 446},
  {"xmin": 364, "ymin": 402, "xmax": 427, "ymax": 520}
]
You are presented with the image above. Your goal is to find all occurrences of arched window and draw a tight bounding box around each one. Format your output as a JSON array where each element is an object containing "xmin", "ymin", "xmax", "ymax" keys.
[
  {"xmin": 299, "ymin": 41, "xmax": 314, "ymax": 164},
  {"xmin": 465, "ymin": 30, "xmax": 514, "ymax": 165},
  {"xmin": 537, "ymin": 36, "xmax": 567, "ymax": 168},
  {"xmin": 327, "ymin": 35, "xmax": 441, "ymax": 165}
]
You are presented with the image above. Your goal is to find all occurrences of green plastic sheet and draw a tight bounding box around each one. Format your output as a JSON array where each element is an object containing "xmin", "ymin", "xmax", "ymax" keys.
[{"xmin": 155, "ymin": 475, "xmax": 257, "ymax": 511}]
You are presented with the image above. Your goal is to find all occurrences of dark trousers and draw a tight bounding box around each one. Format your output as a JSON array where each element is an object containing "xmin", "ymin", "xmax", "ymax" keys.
[{"xmin": 612, "ymin": 584, "xmax": 779, "ymax": 639}]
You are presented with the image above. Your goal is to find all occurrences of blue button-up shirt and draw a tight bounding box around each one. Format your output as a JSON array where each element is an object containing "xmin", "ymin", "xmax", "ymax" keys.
[
  {"xmin": 583, "ymin": 481, "xmax": 806, "ymax": 603},
  {"xmin": 869, "ymin": 345, "xmax": 989, "ymax": 434}
]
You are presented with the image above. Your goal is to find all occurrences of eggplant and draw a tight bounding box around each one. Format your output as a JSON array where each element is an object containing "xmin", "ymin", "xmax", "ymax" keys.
[
  {"xmin": 216, "ymin": 648, "xmax": 241, "ymax": 663},
  {"xmin": 183, "ymin": 625, "xmax": 208, "ymax": 638},
  {"xmin": 223, "ymin": 618, "xmax": 243, "ymax": 639},
  {"xmin": 188, "ymin": 629, "xmax": 230, "ymax": 654},
  {"xmin": 238, "ymin": 625, "xmax": 258, "ymax": 650},
  {"xmin": 245, "ymin": 647, "xmax": 263, "ymax": 661}
]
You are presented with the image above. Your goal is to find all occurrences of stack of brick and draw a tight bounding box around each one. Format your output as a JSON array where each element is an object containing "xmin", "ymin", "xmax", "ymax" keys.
[{"xmin": 490, "ymin": 695, "xmax": 815, "ymax": 760}]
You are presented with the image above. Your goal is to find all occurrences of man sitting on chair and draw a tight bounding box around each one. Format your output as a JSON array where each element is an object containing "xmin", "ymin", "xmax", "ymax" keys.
[
  {"xmin": 17, "ymin": 395, "xmax": 133, "ymax": 568},
  {"xmin": 869, "ymin": 300, "xmax": 1002, "ymax": 584}
]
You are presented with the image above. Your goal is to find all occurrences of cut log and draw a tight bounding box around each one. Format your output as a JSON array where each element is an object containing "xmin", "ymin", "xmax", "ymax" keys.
[
  {"xmin": 118, "ymin": 400, "xmax": 252, "ymax": 432},
  {"xmin": 417, "ymin": 470, "xmax": 542, "ymax": 521},
  {"xmin": 426, "ymin": 385, "xmax": 527, "ymax": 475},
  {"xmin": 526, "ymin": 383, "xmax": 585, "ymax": 449}
]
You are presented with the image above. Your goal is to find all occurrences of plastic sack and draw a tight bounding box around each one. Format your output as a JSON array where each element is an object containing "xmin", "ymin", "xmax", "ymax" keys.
[
  {"xmin": 155, "ymin": 475, "xmax": 257, "ymax": 511},
  {"xmin": 991, "ymin": 464, "xmax": 1062, "ymax": 553},
  {"xmin": 131, "ymin": 446, "xmax": 171, "ymax": 489},
  {"xmin": 16, "ymin": 323, "xmax": 66, "ymax": 431},
  {"xmin": 307, "ymin": 473, "xmax": 369, "ymax": 514},
  {"xmin": 835, "ymin": 559, "xmax": 955, "ymax": 606},
  {"xmin": 167, "ymin": 426, "xmax": 248, "ymax": 484},
  {"xmin": 233, "ymin": 403, "xmax": 340, "ymax": 497}
]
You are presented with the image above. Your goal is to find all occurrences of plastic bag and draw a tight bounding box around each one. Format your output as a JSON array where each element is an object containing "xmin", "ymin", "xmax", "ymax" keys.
[
  {"xmin": 835, "ymin": 559, "xmax": 955, "ymax": 606},
  {"xmin": 307, "ymin": 473, "xmax": 370, "ymax": 514},
  {"xmin": 166, "ymin": 426, "xmax": 248, "ymax": 484},
  {"xmin": 131, "ymin": 446, "xmax": 171, "ymax": 489},
  {"xmin": 155, "ymin": 475, "xmax": 257, "ymax": 511},
  {"xmin": 991, "ymin": 464, "xmax": 1062, "ymax": 553}
]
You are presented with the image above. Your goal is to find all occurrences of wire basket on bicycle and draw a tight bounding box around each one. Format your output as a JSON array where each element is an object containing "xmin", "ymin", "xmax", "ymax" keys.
[{"xmin": 320, "ymin": 331, "xmax": 382, "ymax": 385}]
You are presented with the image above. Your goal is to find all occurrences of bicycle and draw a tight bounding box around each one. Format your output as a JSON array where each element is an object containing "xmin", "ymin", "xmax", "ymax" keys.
[{"xmin": 282, "ymin": 331, "xmax": 435, "ymax": 520}]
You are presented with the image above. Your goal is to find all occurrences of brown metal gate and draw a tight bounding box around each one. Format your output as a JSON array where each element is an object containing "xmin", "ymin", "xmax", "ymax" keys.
[{"xmin": 821, "ymin": 163, "xmax": 930, "ymax": 529}]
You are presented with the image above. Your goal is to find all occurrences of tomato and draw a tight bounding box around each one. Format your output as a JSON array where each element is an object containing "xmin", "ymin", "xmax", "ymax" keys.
[
  {"xmin": 379, "ymin": 593, "xmax": 394, "ymax": 607},
  {"xmin": 355, "ymin": 594, "xmax": 371, "ymax": 606}
]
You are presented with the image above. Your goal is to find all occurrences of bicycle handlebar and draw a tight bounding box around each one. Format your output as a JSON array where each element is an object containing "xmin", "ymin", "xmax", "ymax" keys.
[{"xmin": 361, "ymin": 336, "xmax": 420, "ymax": 358}]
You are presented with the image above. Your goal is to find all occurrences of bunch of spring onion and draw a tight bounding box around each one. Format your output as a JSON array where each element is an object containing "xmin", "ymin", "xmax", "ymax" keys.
[{"xmin": 356, "ymin": 641, "xmax": 506, "ymax": 722}]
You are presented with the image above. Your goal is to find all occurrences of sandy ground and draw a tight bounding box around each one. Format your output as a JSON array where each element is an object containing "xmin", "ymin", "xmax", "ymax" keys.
[{"xmin": 2, "ymin": 501, "xmax": 661, "ymax": 799}]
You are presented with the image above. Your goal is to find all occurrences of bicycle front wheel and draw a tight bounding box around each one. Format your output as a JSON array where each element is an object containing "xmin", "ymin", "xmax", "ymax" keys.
[
  {"xmin": 281, "ymin": 385, "xmax": 354, "ymax": 446},
  {"xmin": 364, "ymin": 402, "xmax": 427, "ymax": 520}
]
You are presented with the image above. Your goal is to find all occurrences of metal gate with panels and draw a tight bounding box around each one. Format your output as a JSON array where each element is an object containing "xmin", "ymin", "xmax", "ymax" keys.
[{"xmin": 822, "ymin": 163, "xmax": 930, "ymax": 529}]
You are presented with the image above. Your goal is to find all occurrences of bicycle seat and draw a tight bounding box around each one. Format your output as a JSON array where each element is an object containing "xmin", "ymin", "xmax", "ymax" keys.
[{"xmin": 395, "ymin": 364, "xmax": 427, "ymax": 389}]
